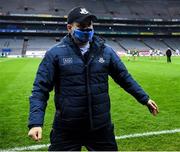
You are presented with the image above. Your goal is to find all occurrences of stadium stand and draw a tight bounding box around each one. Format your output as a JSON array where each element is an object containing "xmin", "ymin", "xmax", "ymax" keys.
[
  {"xmin": 0, "ymin": 0, "xmax": 180, "ymax": 57},
  {"xmin": 27, "ymin": 37, "xmax": 58, "ymax": 51},
  {"xmin": 1, "ymin": 0, "xmax": 180, "ymax": 19},
  {"xmin": 163, "ymin": 38, "xmax": 180, "ymax": 50},
  {"xmin": 106, "ymin": 38, "xmax": 125, "ymax": 52},
  {"xmin": 0, "ymin": 37, "xmax": 23, "ymax": 55},
  {"xmin": 142, "ymin": 38, "xmax": 168, "ymax": 51},
  {"xmin": 117, "ymin": 38, "xmax": 150, "ymax": 52}
]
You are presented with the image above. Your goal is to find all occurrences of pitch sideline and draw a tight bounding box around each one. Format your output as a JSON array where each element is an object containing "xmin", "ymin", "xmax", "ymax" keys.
[{"xmin": 1, "ymin": 128, "xmax": 180, "ymax": 151}]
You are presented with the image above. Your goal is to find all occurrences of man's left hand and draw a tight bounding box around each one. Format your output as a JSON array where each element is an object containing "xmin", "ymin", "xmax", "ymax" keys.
[{"xmin": 146, "ymin": 99, "xmax": 159, "ymax": 116}]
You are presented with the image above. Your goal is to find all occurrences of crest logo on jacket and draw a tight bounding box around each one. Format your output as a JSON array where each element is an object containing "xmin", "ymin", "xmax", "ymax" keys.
[
  {"xmin": 63, "ymin": 57, "xmax": 73, "ymax": 64},
  {"xmin": 98, "ymin": 57, "xmax": 105, "ymax": 63}
]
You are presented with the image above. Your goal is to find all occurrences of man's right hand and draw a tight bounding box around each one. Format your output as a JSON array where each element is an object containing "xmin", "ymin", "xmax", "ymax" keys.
[{"xmin": 28, "ymin": 127, "xmax": 42, "ymax": 141}]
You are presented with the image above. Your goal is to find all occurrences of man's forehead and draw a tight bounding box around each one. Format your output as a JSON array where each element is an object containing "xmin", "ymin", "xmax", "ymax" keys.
[{"xmin": 73, "ymin": 21, "xmax": 93, "ymax": 27}]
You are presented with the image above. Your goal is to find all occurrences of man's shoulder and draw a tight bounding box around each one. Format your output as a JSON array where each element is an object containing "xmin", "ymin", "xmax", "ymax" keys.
[
  {"xmin": 103, "ymin": 43, "xmax": 116, "ymax": 55},
  {"xmin": 104, "ymin": 43, "xmax": 112, "ymax": 50},
  {"xmin": 47, "ymin": 42, "xmax": 68, "ymax": 55},
  {"xmin": 47, "ymin": 35, "xmax": 74, "ymax": 56}
]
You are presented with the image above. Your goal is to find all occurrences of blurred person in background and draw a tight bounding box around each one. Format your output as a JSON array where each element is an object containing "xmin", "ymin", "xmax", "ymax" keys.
[{"xmin": 166, "ymin": 48, "xmax": 172, "ymax": 63}]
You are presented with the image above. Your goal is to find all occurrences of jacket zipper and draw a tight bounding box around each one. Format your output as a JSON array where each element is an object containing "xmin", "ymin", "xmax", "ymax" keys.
[{"xmin": 85, "ymin": 55, "xmax": 94, "ymax": 130}]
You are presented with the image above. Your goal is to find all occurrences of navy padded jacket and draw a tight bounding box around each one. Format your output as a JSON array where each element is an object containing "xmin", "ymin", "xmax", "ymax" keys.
[{"xmin": 28, "ymin": 35, "xmax": 149, "ymax": 130}]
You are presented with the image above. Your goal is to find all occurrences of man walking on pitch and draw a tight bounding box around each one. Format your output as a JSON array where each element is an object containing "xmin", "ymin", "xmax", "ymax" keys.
[{"xmin": 28, "ymin": 7, "xmax": 159, "ymax": 151}]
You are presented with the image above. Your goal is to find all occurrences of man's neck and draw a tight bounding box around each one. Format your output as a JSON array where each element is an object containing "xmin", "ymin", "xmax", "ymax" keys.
[
  {"xmin": 77, "ymin": 42, "xmax": 89, "ymax": 48},
  {"xmin": 79, "ymin": 42, "xmax": 90, "ymax": 55}
]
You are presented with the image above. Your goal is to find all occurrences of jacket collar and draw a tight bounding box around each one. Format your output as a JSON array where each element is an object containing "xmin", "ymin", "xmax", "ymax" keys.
[{"xmin": 61, "ymin": 34, "xmax": 105, "ymax": 64}]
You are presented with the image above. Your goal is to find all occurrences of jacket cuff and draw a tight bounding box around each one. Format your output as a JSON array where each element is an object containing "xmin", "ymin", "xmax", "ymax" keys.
[
  {"xmin": 28, "ymin": 124, "xmax": 42, "ymax": 130},
  {"xmin": 139, "ymin": 95, "xmax": 149, "ymax": 105}
]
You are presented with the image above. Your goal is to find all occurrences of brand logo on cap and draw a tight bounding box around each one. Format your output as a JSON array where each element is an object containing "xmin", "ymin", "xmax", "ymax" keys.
[{"xmin": 80, "ymin": 8, "xmax": 89, "ymax": 14}]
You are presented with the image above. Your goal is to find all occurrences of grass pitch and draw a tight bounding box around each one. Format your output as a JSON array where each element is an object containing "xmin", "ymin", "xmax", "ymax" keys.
[{"xmin": 0, "ymin": 56, "xmax": 180, "ymax": 151}]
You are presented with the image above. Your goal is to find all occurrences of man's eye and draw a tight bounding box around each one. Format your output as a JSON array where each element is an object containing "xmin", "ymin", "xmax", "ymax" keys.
[
  {"xmin": 79, "ymin": 23, "xmax": 91, "ymax": 28},
  {"xmin": 80, "ymin": 25, "xmax": 86, "ymax": 28},
  {"xmin": 79, "ymin": 28, "xmax": 92, "ymax": 32}
]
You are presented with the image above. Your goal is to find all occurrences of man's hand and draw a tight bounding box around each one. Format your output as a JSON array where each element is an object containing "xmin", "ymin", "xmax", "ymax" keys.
[
  {"xmin": 28, "ymin": 127, "xmax": 42, "ymax": 141},
  {"xmin": 146, "ymin": 99, "xmax": 159, "ymax": 116}
]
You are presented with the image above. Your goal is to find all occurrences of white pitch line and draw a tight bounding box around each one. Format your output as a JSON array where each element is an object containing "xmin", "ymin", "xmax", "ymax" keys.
[
  {"xmin": 0, "ymin": 59, "xmax": 14, "ymax": 63},
  {"xmin": 1, "ymin": 144, "xmax": 50, "ymax": 152},
  {"xmin": 115, "ymin": 128, "xmax": 180, "ymax": 139},
  {"xmin": 1, "ymin": 129, "xmax": 180, "ymax": 151}
]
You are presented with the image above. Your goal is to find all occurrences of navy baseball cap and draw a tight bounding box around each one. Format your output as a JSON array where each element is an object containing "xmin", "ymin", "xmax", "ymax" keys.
[{"xmin": 67, "ymin": 7, "xmax": 97, "ymax": 24}]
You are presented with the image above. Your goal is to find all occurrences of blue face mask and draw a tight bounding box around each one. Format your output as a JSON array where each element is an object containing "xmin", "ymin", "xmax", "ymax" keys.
[{"xmin": 72, "ymin": 28, "xmax": 94, "ymax": 43}]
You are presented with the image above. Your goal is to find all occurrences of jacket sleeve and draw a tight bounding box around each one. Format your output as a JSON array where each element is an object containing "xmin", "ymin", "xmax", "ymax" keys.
[
  {"xmin": 108, "ymin": 48, "xmax": 149, "ymax": 105},
  {"xmin": 28, "ymin": 50, "xmax": 56, "ymax": 128}
]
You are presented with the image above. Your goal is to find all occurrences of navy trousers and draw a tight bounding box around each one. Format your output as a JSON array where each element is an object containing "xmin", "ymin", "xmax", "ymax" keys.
[{"xmin": 48, "ymin": 124, "xmax": 118, "ymax": 151}]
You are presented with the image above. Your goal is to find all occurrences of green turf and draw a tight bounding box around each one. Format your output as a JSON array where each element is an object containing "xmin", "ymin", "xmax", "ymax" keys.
[{"xmin": 0, "ymin": 56, "xmax": 180, "ymax": 151}]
